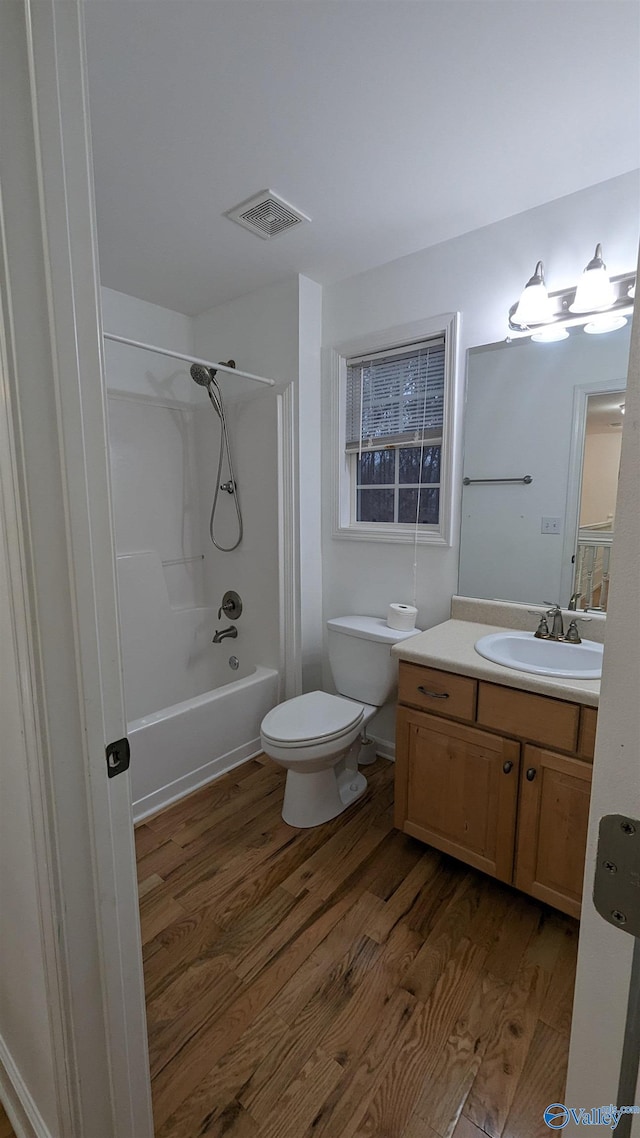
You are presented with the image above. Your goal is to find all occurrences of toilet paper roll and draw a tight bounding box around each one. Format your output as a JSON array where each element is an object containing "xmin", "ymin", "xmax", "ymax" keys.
[{"xmin": 387, "ymin": 603, "xmax": 418, "ymax": 631}]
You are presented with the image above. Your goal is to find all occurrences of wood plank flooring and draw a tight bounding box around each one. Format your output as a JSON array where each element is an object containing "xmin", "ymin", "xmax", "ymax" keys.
[{"xmin": 137, "ymin": 755, "xmax": 578, "ymax": 1138}]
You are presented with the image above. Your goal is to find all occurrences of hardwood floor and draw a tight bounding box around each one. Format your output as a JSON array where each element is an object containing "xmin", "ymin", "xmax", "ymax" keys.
[{"xmin": 136, "ymin": 755, "xmax": 578, "ymax": 1138}]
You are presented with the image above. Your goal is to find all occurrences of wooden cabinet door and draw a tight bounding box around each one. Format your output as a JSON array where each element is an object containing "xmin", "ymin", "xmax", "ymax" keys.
[
  {"xmin": 514, "ymin": 744, "xmax": 593, "ymax": 919},
  {"xmin": 395, "ymin": 707, "xmax": 520, "ymax": 883}
]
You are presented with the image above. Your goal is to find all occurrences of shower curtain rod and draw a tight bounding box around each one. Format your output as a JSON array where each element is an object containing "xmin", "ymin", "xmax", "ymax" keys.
[{"xmin": 103, "ymin": 332, "xmax": 276, "ymax": 387}]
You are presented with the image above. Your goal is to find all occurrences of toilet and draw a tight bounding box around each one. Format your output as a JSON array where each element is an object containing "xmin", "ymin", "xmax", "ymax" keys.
[{"xmin": 260, "ymin": 615, "xmax": 422, "ymax": 827}]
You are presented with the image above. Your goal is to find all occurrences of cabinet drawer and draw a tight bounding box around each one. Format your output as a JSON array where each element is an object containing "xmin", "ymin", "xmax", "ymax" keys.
[
  {"xmin": 577, "ymin": 706, "xmax": 598, "ymax": 761},
  {"xmin": 477, "ymin": 682, "xmax": 579, "ymax": 752},
  {"xmin": 398, "ymin": 663, "xmax": 477, "ymax": 721}
]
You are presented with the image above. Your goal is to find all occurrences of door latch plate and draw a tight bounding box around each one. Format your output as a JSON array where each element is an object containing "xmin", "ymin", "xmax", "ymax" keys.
[
  {"xmin": 594, "ymin": 814, "xmax": 640, "ymax": 937},
  {"xmin": 106, "ymin": 737, "xmax": 130, "ymax": 779}
]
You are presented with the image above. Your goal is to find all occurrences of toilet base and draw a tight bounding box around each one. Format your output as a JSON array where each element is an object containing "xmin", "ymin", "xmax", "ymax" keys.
[
  {"xmin": 282, "ymin": 765, "xmax": 367, "ymax": 828},
  {"xmin": 357, "ymin": 737, "xmax": 378, "ymax": 766}
]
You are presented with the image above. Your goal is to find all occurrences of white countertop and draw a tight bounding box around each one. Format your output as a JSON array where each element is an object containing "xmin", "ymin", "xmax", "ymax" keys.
[{"xmin": 391, "ymin": 618, "xmax": 600, "ymax": 707}]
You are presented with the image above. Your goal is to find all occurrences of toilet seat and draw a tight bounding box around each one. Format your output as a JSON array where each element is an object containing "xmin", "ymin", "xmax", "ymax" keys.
[{"xmin": 261, "ymin": 690, "xmax": 363, "ymax": 748}]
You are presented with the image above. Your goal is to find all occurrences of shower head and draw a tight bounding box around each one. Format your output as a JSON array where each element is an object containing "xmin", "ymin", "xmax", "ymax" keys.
[{"xmin": 190, "ymin": 363, "xmax": 215, "ymax": 386}]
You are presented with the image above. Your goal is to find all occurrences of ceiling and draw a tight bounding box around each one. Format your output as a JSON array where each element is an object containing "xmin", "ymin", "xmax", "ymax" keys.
[{"xmin": 84, "ymin": 1, "xmax": 640, "ymax": 316}]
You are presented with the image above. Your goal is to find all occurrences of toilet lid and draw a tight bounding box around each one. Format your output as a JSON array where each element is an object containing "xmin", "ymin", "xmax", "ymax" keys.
[{"xmin": 261, "ymin": 691, "xmax": 363, "ymax": 745}]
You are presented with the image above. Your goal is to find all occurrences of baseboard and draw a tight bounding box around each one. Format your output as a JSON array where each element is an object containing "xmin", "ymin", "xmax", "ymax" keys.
[
  {"xmin": 371, "ymin": 735, "xmax": 395, "ymax": 762},
  {"xmin": 132, "ymin": 737, "xmax": 262, "ymax": 823},
  {"xmin": 0, "ymin": 1034, "xmax": 55, "ymax": 1138}
]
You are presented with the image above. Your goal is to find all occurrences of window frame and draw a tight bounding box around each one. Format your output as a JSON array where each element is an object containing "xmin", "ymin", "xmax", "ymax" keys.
[
  {"xmin": 350, "ymin": 443, "xmax": 442, "ymax": 528},
  {"xmin": 329, "ymin": 313, "xmax": 462, "ymax": 546}
]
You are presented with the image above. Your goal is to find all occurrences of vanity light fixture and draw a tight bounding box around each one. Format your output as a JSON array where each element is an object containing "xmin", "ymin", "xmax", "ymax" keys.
[
  {"xmin": 531, "ymin": 324, "xmax": 569, "ymax": 343},
  {"xmin": 507, "ymin": 243, "xmax": 636, "ymax": 343},
  {"xmin": 583, "ymin": 314, "xmax": 628, "ymax": 335},
  {"xmin": 569, "ymin": 244, "xmax": 615, "ymax": 313},
  {"xmin": 512, "ymin": 261, "xmax": 555, "ymax": 326}
]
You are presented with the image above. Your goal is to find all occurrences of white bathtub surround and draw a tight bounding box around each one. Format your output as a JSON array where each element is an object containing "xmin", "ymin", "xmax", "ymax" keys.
[
  {"xmin": 130, "ymin": 666, "xmax": 279, "ymax": 821},
  {"xmin": 105, "ymin": 286, "xmax": 288, "ymax": 819}
]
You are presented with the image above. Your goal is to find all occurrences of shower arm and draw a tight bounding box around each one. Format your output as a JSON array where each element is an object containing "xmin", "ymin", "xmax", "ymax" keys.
[{"xmin": 103, "ymin": 332, "xmax": 276, "ymax": 387}]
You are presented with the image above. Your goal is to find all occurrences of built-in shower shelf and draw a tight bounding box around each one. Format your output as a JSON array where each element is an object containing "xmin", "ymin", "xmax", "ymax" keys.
[{"xmin": 161, "ymin": 554, "xmax": 205, "ymax": 567}]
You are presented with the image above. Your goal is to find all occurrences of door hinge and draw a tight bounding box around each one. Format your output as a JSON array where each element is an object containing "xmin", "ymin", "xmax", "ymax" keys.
[
  {"xmin": 594, "ymin": 814, "xmax": 640, "ymax": 936},
  {"xmin": 105, "ymin": 737, "xmax": 130, "ymax": 779}
]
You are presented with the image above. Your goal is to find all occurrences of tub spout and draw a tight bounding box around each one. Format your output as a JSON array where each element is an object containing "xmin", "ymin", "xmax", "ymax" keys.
[{"xmin": 212, "ymin": 625, "xmax": 238, "ymax": 644}]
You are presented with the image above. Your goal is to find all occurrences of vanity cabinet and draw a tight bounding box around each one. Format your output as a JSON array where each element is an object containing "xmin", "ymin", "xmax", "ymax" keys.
[
  {"xmin": 514, "ymin": 746, "xmax": 592, "ymax": 914},
  {"xmin": 395, "ymin": 662, "xmax": 596, "ymax": 918},
  {"xmin": 395, "ymin": 710, "xmax": 520, "ymax": 883}
]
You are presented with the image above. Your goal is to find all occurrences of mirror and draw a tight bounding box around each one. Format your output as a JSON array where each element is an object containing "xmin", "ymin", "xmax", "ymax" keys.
[{"xmin": 458, "ymin": 324, "xmax": 631, "ymax": 609}]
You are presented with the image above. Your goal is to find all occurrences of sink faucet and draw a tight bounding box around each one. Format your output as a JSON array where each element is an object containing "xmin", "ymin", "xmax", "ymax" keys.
[
  {"xmin": 568, "ymin": 592, "xmax": 582, "ymax": 611},
  {"xmin": 212, "ymin": 624, "xmax": 238, "ymax": 644},
  {"xmin": 529, "ymin": 604, "xmax": 564, "ymax": 640},
  {"xmin": 547, "ymin": 604, "xmax": 565, "ymax": 640},
  {"xmin": 530, "ymin": 604, "xmax": 592, "ymax": 643}
]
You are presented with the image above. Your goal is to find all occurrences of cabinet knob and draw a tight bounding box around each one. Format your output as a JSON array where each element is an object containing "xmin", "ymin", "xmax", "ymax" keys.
[
  {"xmin": 502, "ymin": 760, "xmax": 513, "ymax": 774},
  {"xmin": 417, "ymin": 686, "xmax": 449, "ymax": 700},
  {"xmin": 526, "ymin": 767, "xmax": 537, "ymax": 782}
]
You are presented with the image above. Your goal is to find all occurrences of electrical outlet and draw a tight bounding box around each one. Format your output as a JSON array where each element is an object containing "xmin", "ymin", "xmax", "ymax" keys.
[{"xmin": 541, "ymin": 516, "xmax": 562, "ymax": 534}]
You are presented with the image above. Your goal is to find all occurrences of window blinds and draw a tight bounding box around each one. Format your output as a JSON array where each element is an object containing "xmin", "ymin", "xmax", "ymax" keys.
[{"xmin": 346, "ymin": 337, "xmax": 445, "ymax": 452}]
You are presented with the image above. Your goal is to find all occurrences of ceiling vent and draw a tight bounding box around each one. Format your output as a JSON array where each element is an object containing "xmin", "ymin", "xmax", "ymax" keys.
[{"xmin": 225, "ymin": 190, "xmax": 310, "ymax": 240}]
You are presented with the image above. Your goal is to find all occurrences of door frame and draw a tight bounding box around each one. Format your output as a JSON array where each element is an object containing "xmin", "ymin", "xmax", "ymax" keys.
[
  {"xmin": 566, "ymin": 254, "xmax": 640, "ymax": 1128},
  {"xmin": 560, "ymin": 376, "xmax": 627, "ymax": 605},
  {"xmin": 0, "ymin": 2, "xmax": 153, "ymax": 1135}
]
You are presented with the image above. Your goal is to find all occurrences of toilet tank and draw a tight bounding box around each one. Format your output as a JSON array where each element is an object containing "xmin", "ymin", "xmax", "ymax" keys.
[{"xmin": 327, "ymin": 616, "xmax": 422, "ymax": 707}]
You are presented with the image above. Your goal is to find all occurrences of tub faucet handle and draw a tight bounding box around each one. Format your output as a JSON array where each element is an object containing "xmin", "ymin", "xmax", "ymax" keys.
[{"xmin": 217, "ymin": 589, "xmax": 243, "ymax": 621}]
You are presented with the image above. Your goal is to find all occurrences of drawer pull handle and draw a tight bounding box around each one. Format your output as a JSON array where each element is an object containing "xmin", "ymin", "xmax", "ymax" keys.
[
  {"xmin": 526, "ymin": 767, "xmax": 537, "ymax": 782},
  {"xmin": 503, "ymin": 760, "xmax": 513, "ymax": 774},
  {"xmin": 417, "ymin": 686, "xmax": 449, "ymax": 700}
]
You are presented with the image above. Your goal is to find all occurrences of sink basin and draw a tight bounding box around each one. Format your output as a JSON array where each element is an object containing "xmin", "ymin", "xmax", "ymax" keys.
[{"xmin": 474, "ymin": 631, "xmax": 603, "ymax": 679}]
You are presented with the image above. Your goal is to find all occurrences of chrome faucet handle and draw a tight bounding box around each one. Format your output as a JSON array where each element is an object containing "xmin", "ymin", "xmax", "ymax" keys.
[
  {"xmin": 564, "ymin": 616, "xmax": 592, "ymax": 644},
  {"xmin": 528, "ymin": 610, "xmax": 550, "ymax": 638},
  {"xmin": 217, "ymin": 590, "xmax": 243, "ymax": 621}
]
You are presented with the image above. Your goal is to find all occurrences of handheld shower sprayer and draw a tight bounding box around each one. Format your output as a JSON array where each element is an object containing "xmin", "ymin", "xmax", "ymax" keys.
[
  {"xmin": 190, "ymin": 360, "xmax": 243, "ymax": 551},
  {"xmin": 189, "ymin": 363, "xmax": 214, "ymax": 387}
]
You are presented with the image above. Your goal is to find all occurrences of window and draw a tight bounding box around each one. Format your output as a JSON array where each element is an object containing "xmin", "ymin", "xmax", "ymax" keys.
[
  {"xmin": 330, "ymin": 315, "xmax": 459, "ymax": 546},
  {"xmin": 347, "ymin": 337, "xmax": 444, "ymax": 528}
]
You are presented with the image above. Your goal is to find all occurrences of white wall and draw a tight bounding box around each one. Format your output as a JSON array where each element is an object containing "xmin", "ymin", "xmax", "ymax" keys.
[
  {"xmin": 298, "ymin": 277, "xmax": 324, "ymax": 691},
  {"xmin": 102, "ymin": 286, "xmax": 196, "ymax": 402},
  {"xmin": 321, "ymin": 171, "xmax": 639, "ymax": 748},
  {"xmin": 580, "ymin": 429, "xmax": 622, "ymax": 527}
]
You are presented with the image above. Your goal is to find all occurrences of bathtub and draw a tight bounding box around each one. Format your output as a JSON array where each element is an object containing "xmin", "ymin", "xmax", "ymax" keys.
[{"xmin": 129, "ymin": 665, "xmax": 279, "ymax": 821}]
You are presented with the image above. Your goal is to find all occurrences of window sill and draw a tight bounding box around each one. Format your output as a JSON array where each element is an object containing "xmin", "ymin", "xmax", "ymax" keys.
[{"xmin": 332, "ymin": 522, "xmax": 450, "ymax": 546}]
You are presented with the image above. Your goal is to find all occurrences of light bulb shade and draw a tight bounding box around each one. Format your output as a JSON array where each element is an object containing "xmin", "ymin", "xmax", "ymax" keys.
[
  {"xmin": 531, "ymin": 325, "xmax": 569, "ymax": 343},
  {"xmin": 569, "ymin": 243, "xmax": 615, "ymax": 313},
  {"xmin": 583, "ymin": 314, "xmax": 627, "ymax": 335},
  {"xmin": 512, "ymin": 261, "xmax": 555, "ymax": 326}
]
